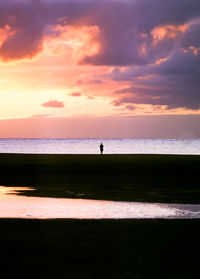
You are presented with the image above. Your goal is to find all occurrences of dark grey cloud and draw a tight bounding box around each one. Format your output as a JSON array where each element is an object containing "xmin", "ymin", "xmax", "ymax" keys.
[{"xmin": 111, "ymin": 45, "xmax": 200, "ymax": 110}]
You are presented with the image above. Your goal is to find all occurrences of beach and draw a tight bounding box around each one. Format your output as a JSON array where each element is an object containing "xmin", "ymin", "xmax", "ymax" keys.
[{"xmin": 0, "ymin": 154, "xmax": 200, "ymax": 278}]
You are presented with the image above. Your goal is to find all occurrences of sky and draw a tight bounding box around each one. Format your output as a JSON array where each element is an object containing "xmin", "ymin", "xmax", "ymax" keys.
[{"xmin": 0, "ymin": 0, "xmax": 200, "ymax": 138}]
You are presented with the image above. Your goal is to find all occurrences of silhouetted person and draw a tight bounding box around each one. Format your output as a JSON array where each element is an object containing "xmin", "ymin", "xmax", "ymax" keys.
[{"xmin": 100, "ymin": 143, "xmax": 104, "ymax": 154}]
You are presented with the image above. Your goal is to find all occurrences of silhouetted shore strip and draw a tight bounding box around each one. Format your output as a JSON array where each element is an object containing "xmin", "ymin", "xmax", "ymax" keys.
[{"xmin": 0, "ymin": 219, "xmax": 200, "ymax": 279}]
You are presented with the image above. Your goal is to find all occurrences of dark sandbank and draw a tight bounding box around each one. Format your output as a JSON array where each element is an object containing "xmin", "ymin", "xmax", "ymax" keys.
[
  {"xmin": 0, "ymin": 218, "xmax": 200, "ymax": 279},
  {"xmin": 0, "ymin": 153, "xmax": 200, "ymax": 203}
]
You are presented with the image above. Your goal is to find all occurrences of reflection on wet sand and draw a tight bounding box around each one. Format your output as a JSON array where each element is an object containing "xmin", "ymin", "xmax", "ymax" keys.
[
  {"xmin": 0, "ymin": 186, "xmax": 200, "ymax": 219},
  {"xmin": 0, "ymin": 186, "xmax": 34, "ymax": 196}
]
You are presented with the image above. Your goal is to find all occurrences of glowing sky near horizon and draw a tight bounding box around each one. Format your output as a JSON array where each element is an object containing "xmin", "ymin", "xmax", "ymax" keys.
[{"xmin": 0, "ymin": 0, "xmax": 200, "ymax": 138}]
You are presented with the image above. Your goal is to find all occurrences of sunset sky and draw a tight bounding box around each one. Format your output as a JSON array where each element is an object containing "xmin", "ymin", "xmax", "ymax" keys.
[{"xmin": 0, "ymin": 0, "xmax": 200, "ymax": 138}]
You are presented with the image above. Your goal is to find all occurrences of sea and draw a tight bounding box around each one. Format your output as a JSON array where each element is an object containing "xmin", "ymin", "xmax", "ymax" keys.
[{"xmin": 0, "ymin": 138, "xmax": 199, "ymax": 155}]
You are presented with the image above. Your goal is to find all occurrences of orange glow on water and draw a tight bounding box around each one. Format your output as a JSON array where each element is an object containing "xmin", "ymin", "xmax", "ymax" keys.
[{"xmin": 0, "ymin": 186, "xmax": 34, "ymax": 196}]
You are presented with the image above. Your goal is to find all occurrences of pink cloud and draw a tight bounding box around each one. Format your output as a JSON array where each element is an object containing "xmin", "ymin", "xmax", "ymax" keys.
[
  {"xmin": 70, "ymin": 92, "xmax": 82, "ymax": 97},
  {"xmin": 32, "ymin": 114, "xmax": 52, "ymax": 118},
  {"xmin": 41, "ymin": 100, "xmax": 64, "ymax": 108},
  {"xmin": 87, "ymin": 96, "xmax": 94, "ymax": 100},
  {"xmin": 125, "ymin": 105, "xmax": 136, "ymax": 111}
]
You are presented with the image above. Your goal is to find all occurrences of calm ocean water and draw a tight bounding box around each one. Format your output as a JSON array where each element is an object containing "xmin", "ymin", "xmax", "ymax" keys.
[{"xmin": 0, "ymin": 138, "xmax": 199, "ymax": 155}]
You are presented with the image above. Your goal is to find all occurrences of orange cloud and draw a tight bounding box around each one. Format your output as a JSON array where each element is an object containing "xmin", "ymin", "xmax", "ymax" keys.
[
  {"xmin": 69, "ymin": 92, "xmax": 82, "ymax": 97},
  {"xmin": 155, "ymin": 57, "xmax": 168, "ymax": 64},
  {"xmin": 184, "ymin": 46, "xmax": 200, "ymax": 56},
  {"xmin": 43, "ymin": 24, "xmax": 100, "ymax": 63},
  {"xmin": 0, "ymin": 25, "xmax": 15, "ymax": 48},
  {"xmin": 151, "ymin": 24, "xmax": 187, "ymax": 43},
  {"xmin": 42, "ymin": 100, "xmax": 64, "ymax": 108},
  {"xmin": 0, "ymin": 16, "xmax": 100, "ymax": 64},
  {"xmin": 0, "ymin": 24, "xmax": 44, "ymax": 63}
]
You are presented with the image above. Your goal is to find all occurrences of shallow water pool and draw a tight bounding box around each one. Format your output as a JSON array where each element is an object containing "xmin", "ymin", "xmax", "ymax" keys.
[{"xmin": 0, "ymin": 186, "xmax": 200, "ymax": 219}]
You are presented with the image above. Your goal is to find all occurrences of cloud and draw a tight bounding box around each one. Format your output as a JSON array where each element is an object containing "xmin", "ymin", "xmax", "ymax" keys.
[
  {"xmin": 0, "ymin": 0, "xmax": 199, "ymax": 66},
  {"xmin": 41, "ymin": 100, "xmax": 64, "ymax": 108},
  {"xmin": 0, "ymin": 19, "xmax": 44, "ymax": 62},
  {"xmin": 32, "ymin": 114, "xmax": 52, "ymax": 118},
  {"xmin": 111, "ymin": 46, "xmax": 200, "ymax": 110},
  {"xmin": 88, "ymin": 79, "xmax": 103, "ymax": 84},
  {"xmin": 103, "ymin": 8, "xmax": 200, "ymax": 111},
  {"xmin": 87, "ymin": 96, "xmax": 94, "ymax": 100},
  {"xmin": 0, "ymin": 0, "xmax": 100, "ymax": 63},
  {"xmin": 125, "ymin": 105, "xmax": 136, "ymax": 111},
  {"xmin": 0, "ymin": 0, "xmax": 49, "ymax": 62},
  {"xmin": 69, "ymin": 92, "xmax": 82, "ymax": 97},
  {"xmin": 76, "ymin": 78, "xmax": 103, "ymax": 85},
  {"xmin": 0, "ymin": 0, "xmax": 199, "ymax": 111},
  {"xmin": 80, "ymin": 0, "xmax": 200, "ymax": 66}
]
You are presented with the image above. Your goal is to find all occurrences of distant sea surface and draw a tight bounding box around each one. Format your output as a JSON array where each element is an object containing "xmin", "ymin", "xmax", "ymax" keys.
[{"xmin": 0, "ymin": 138, "xmax": 199, "ymax": 155}]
